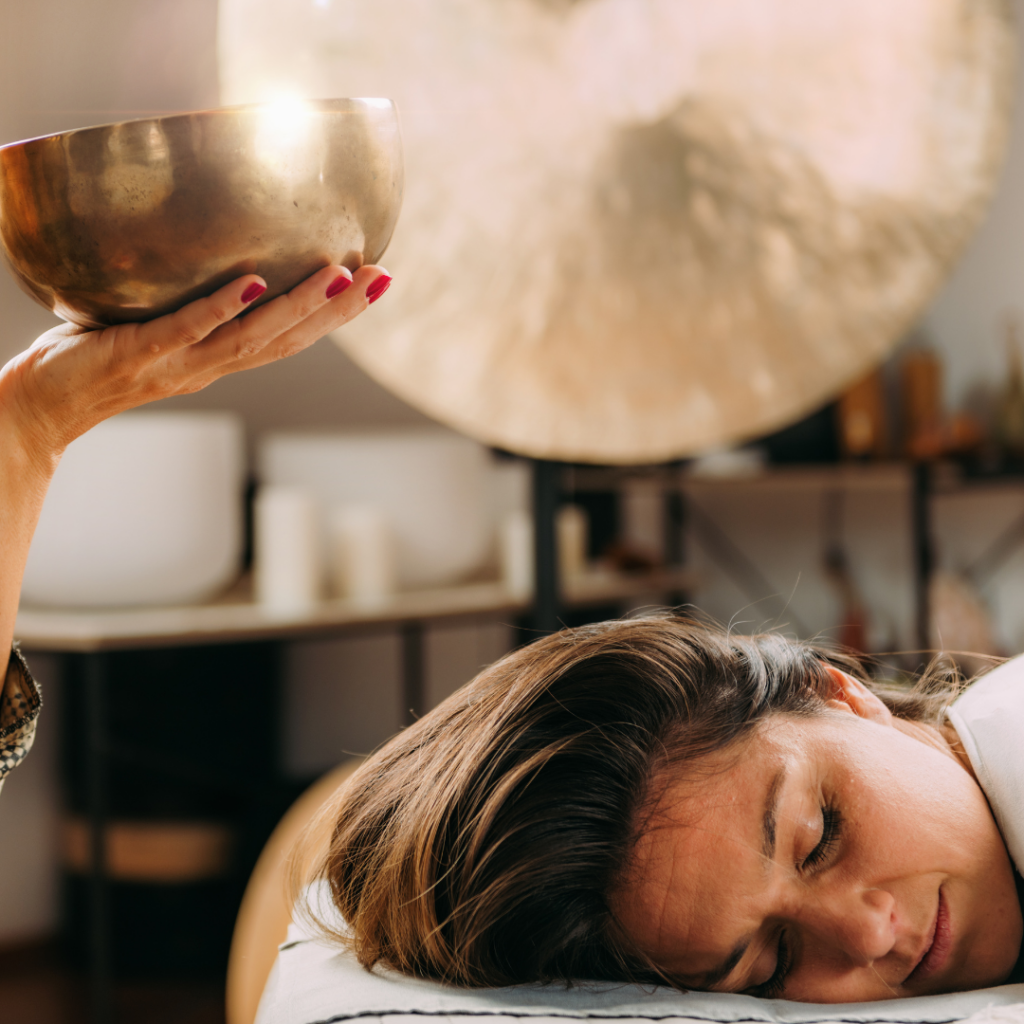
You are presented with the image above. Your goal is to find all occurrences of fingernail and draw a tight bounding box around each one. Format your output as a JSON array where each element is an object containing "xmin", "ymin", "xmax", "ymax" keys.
[
  {"xmin": 326, "ymin": 274, "xmax": 352, "ymax": 299},
  {"xmin": 241, "ymin": 282, "xmax": 266, "ymax": 304},
  {"xmin": 366, "ymin": 274, "xmax": 392, "ymax": 304}
]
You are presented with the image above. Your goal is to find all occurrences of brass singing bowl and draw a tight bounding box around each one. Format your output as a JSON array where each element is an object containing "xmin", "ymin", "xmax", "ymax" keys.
[{"xmin": 0, "ymin": 98, "xmax": 403, "ymax": 328}]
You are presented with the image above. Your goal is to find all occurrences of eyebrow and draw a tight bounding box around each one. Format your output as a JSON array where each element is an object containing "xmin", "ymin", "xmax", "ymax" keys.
[
  {"xmin": 761, "ymin": 767, "xmax": 786, "ymax": 862},
  {"xmin": 696, "ymin": 767, "xmax": 787, "ymax": 991}
]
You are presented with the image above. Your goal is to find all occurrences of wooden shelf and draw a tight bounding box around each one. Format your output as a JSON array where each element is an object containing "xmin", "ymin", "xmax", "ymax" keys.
[
  {"xmin": 15, "ymin": 567, "xmax": 698, "ymax": 653},
  {"xmin": 680, "ymin": 462, "xmax": 912, "ymax": 492},
  {"xmin": 565, "ymin": 461, "xmax": 915, "ymax": 493},
  {"xmin": 567, "ymin": 459, "xmax": 1024, "ymax": 495}
]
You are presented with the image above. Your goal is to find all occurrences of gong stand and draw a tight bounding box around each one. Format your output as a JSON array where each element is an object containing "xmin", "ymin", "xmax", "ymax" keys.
[{"xmin": 531, "ymin": 459, "xmax": 562, "ymax": 635}]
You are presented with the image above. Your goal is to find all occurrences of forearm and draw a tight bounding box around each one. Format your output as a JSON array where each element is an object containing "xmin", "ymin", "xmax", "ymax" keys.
[{"xmin": 0, "ymin": 360, "xmax": 61, "ymax": 679}]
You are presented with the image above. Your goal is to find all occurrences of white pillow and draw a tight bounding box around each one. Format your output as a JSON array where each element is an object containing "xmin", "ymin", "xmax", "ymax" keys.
[{"xmin": 256, "ymin": 915, "xmax": 1024, "ymax": 1024}]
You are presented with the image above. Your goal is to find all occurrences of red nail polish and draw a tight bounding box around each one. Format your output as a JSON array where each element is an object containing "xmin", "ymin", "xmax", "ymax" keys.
[
  {"xmin": 326, "ymin": 274, "xmax": 352, "ymax": 299},
  {"xmin": 241, "ymin": 282, "xmax": 266, "ymax": 304},
  {"xmin": 366, "ymin": 274, "xmax": 392, "ymax": 304}
]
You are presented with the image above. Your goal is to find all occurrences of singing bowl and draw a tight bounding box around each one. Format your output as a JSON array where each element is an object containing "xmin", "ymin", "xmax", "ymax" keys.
[{"xmin": 0, "ymin": 98, "xmax": 403, "ymax": 328}]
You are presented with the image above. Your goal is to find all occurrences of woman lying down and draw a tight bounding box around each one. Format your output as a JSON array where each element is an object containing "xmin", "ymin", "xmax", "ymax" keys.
[{"xmin": 295, "ymin": 616, "xmax": 1024, "ymax": 1004}]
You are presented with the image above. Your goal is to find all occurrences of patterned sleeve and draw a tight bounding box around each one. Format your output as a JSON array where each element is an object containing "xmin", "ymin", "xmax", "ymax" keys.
[{"xmin": 0, "ymin": 646, "xmax": 42, "ymax": 791}]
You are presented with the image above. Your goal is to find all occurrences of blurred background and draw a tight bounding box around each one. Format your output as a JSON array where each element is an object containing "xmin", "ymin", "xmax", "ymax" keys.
[{"xmin": 4, "ymin": 0, "xmax": 1024, "ymax": 1021}]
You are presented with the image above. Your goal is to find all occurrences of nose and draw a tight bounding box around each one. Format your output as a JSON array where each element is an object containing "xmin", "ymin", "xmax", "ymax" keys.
[{"xmin": 794, "ymin": 885, "xmax": 897, "ymax": 966}]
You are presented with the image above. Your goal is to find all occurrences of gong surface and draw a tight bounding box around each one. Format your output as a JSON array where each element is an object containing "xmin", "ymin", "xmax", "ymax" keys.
[{"xmin": 220, "ymin": 0, "xmax": 1014, "ymax": 464}]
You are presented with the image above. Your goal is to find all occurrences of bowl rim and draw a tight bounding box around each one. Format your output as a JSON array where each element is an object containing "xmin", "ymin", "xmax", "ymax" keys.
[{"xmin": 0, "ymin": 97, "xmax": 398, "ymax": 153}]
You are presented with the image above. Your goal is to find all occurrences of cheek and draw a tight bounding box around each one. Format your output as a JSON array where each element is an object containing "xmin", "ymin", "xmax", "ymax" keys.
[
  {"xmin": 834, "ymin": 742, "xmax": 996, "ymax": 870},
  {"xmin": 958, "ymin": 883, "xmax": 1024, "ymax": 987}
]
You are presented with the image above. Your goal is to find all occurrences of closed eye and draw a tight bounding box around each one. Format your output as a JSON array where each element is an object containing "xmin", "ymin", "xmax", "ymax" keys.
[
  {"xmin": 803, "ymin": 805, "xmax": 842, "ymax": 871},
  {"xmin": 749, "ymin": 932, "xmax": 792, "ymax": 999}
]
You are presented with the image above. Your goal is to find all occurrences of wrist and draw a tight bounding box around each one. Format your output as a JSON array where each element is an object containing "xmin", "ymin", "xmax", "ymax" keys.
[{"xmin": 0, "ymin": 353, "xmax": 65, "ymax": 482}]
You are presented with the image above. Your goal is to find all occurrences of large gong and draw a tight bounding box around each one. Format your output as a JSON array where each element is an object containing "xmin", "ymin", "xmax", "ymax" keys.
[{"xmin": 219, "ymin": 0, "xmax": 1014, "ymax": 464}]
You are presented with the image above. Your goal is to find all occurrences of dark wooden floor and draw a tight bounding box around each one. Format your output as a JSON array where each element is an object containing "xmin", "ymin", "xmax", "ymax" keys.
[{"xmin": 0, "ymin": 942, "xmax": 224, "ymax": 1024}]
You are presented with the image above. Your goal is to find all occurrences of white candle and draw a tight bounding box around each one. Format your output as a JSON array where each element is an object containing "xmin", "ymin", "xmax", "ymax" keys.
[
  {"xmin": 557, "ymin": 504, "xmax": 589, "ymax": 580},
  {"xmin": 254, "ymin": 486, "xmax": 321, "ymax": 612},
  {"xmin": 499, "ymin": 509, "xmax": 534, "ymax": 599},
  {"xmin": 329, "ymin": 504, "xmax": 396, "ymax": 607}
]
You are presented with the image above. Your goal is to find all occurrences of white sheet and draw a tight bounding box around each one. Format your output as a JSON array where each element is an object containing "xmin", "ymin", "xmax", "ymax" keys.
[
  {"xmin": 255, "ymin": 916, "xmax": 1024, "ymax": 1024},
  {"xmin": 947, "ymin": 655, "xmax": 1024, "ymax": 873}
]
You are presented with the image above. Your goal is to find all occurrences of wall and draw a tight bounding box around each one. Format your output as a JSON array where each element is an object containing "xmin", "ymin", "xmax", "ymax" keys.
[
  {"xmin": 922, "ymin": 5, "xmax": 1024, "ymax": 414},
  {"xmin": 0, "ymin": 0, "xmax": 220, "ymax": 367}
]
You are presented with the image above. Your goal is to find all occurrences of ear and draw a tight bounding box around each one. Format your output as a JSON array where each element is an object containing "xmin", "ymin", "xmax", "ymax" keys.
[{"xmin": 822, "ymin": 665, "xmax": 894, "ymax": 726}]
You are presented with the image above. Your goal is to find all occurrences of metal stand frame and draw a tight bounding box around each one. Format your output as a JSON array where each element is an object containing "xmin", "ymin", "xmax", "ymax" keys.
[
  {"xmin": 912, "ymin": 463, "xmax": 933, "ymax": 658},
  {"xmin": 82, "ymin": 651, "xmax": 113, "ymax": 1024},
  {"xmin": 531, "ymin": 460, "xmax": 562, "ymax": 635},
  {"xmin": 401, "ymin": 622, "xmax": 425, "ymax": 724}
]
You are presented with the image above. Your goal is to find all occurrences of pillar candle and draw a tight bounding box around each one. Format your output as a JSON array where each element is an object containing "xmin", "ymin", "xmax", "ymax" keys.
[
  {"xmin": 500, "ymin": 509, "xmax": 534, "ymax": 599},
  {"xmin": 329, "ymin": 504, "xmax": 396, "ymax": 607},
  {"xmin": 255, "ymin": 486, "xmax": 321, "ymax": 612}
]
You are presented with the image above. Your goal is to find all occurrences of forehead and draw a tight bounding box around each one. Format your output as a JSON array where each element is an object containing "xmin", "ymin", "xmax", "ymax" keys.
[{"xmin": 614, "ymin": 717, "xmax": 810, "ymax": 973}]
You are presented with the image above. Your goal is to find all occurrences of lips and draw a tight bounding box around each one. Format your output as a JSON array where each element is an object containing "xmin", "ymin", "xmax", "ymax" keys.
[{"xmin": 906, "ymin": 888, "xmax": 953, "ymax": 986}]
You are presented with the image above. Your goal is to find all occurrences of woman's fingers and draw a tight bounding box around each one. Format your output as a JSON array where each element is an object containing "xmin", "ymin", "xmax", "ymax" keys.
[
  {"xmin": 64, "ymin": 263, "xmax": 390, "ymax": 399},
  {"xmin": 186, "ymin": 264, "xmax": 389, "ymax": 379},
  {"xmin": 227, "ymin": 264, "xmax": 388, "ymax": 373},
  {"xmin": 182, "ymin": 264, "xmax": 350, "ymax": 375},
  {"xmin": 146, "ymin": 274, "xmax": 269, "ymax": 354}
]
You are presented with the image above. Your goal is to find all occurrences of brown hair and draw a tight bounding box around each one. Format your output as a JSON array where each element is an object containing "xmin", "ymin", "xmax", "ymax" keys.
[{"xmin": 294, "ymin": 613, "xmax": 966, "ymax": 988}]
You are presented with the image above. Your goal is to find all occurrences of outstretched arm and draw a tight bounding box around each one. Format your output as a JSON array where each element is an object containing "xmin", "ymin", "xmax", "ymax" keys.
[{"xmin": 0, "ymin": 263, "xmax": 389, "ymax": 683}]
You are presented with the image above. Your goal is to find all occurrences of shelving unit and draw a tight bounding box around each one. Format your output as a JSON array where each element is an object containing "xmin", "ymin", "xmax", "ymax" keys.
[{"xmin": 566, "ymin": 459, "xmax": 1024, "ymax": 657}]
